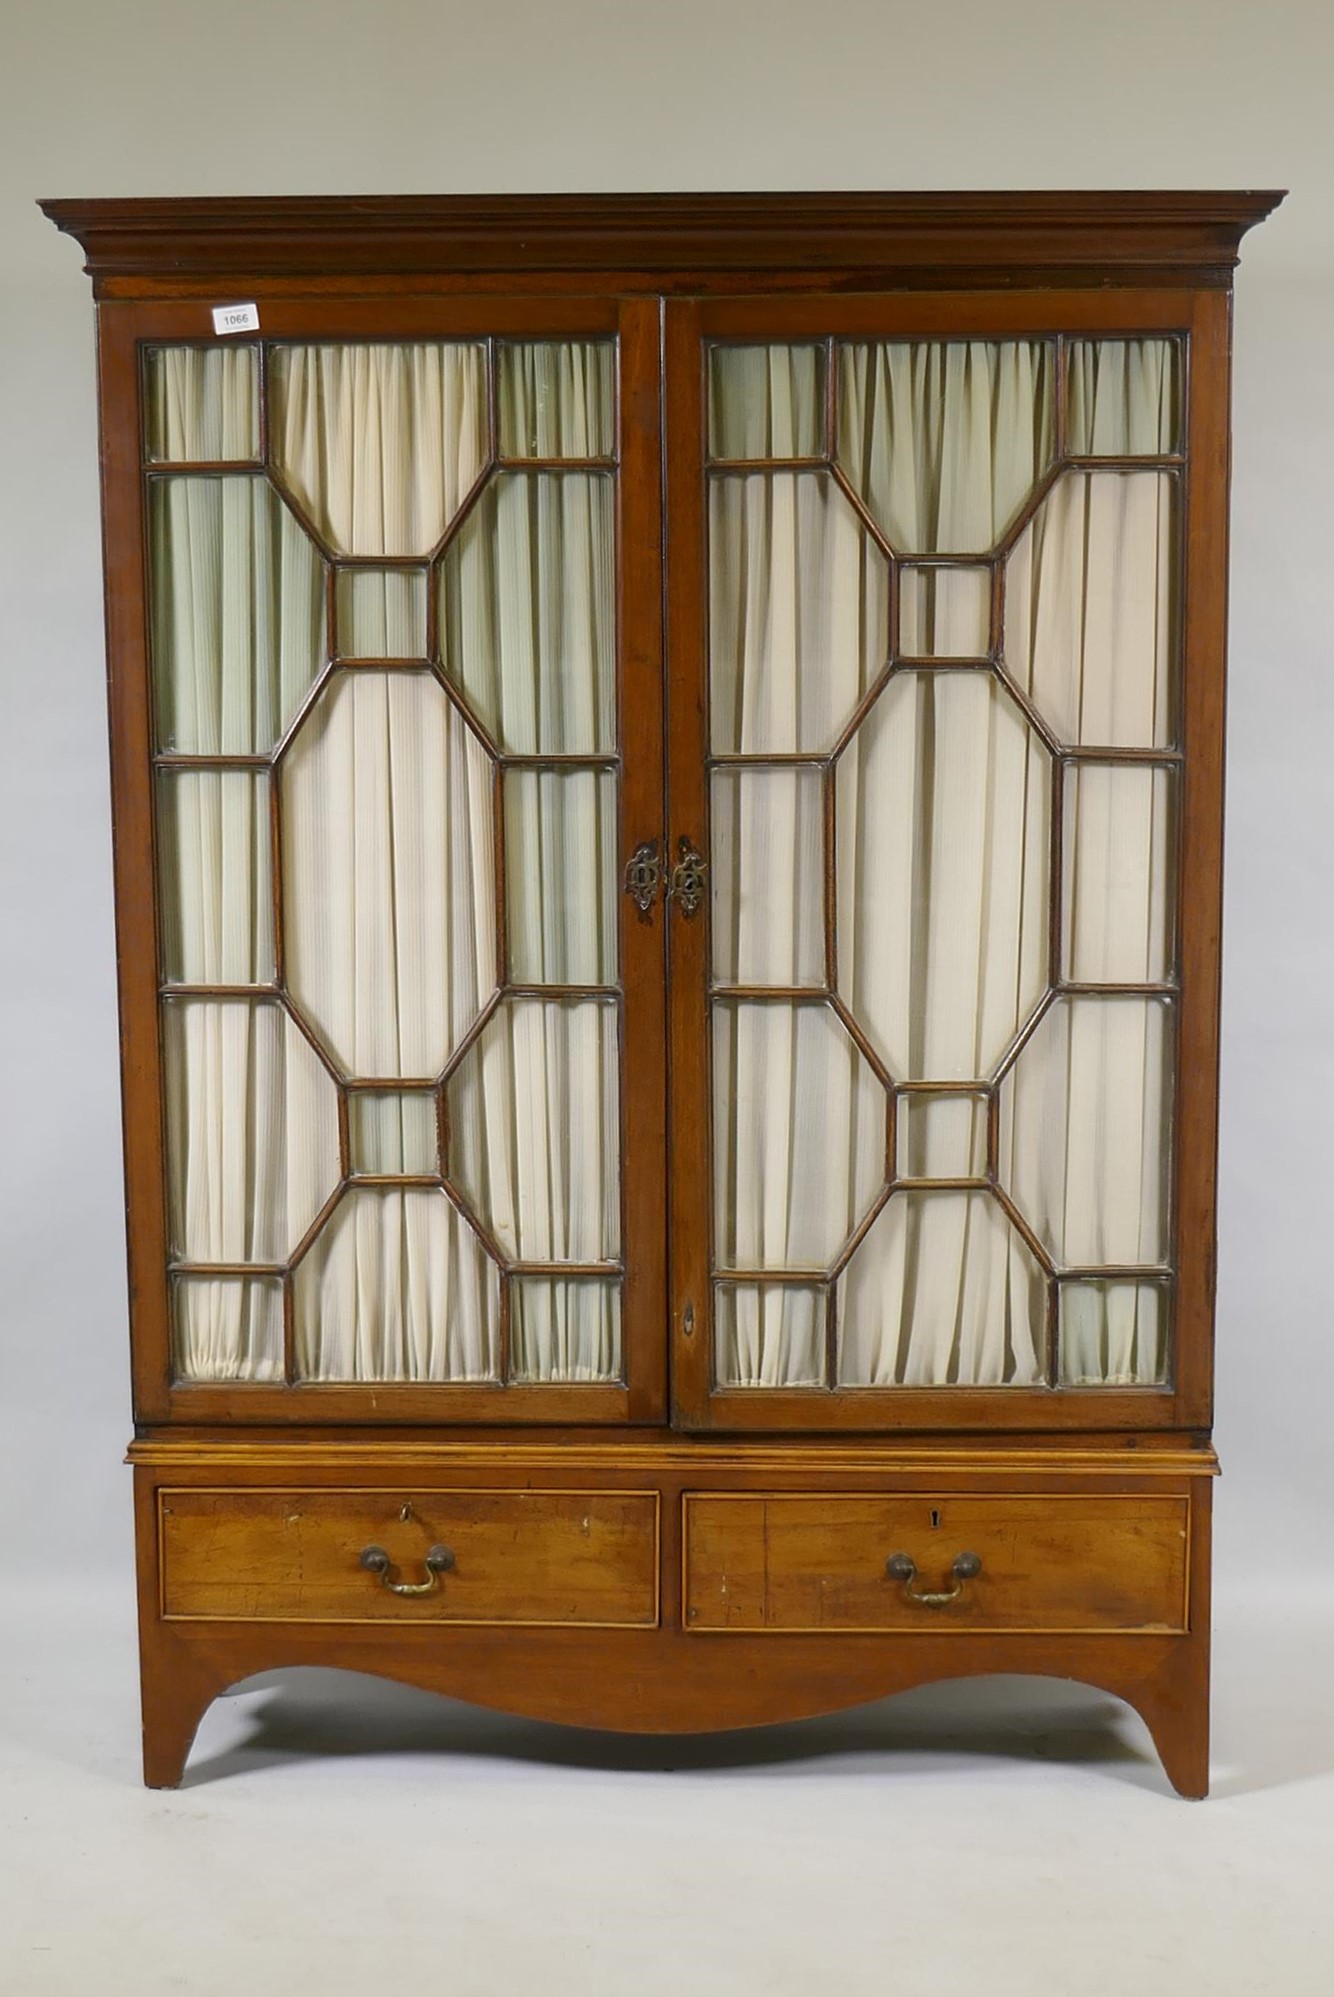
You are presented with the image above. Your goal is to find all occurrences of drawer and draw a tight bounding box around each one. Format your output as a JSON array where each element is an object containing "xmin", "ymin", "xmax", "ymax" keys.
[
  {"xmin": 683, "ymin": 1492, "xmax": 1189, "ymax": 1634},
  {"xmin": 160, "ymin": 1488, "xmax": 660, "ymax": 1626}
]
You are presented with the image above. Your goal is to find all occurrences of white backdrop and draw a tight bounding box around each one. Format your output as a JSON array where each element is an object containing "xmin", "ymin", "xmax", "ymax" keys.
[{"xmin": 1, "ymin": 0, "xmax": 1330, "ymax": 1602}]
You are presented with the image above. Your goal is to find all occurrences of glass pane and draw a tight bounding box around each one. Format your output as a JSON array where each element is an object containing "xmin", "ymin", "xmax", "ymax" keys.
[
  {"xmin": 157, "ymin": 770, "xmax": 273, "ymax": 985},
  {"xmin": 711, "ymin": 767, "xmax": 824, "ymax": 988},
  {"xmin": 172, "ymin": 1275, "xmax": 284, "ymax": 1382},
  {"xmin": 498, "ymin": 342, "xmax": 615, "ymax": 458},
  {"xmin": 998, "ymin": 995, "xmax": 1173, "ymax": 1269},
  {"xmin": 336, "ymin": 569, "xmax": 427, "ymax": 658},
  {"xmin": 709, "ymin": 344, "xmax": 825, "ymax": 460},
  {"xmin": 449, "ymin": 999, "xmax": 621, "ymax": 1262},
  {"xmin": 294, "ymin": 1188, "xmax": 498, "ymax": 1380},
  {"xmin": 838, "ymin": 1190, "xmax": 1045, "ymax": 1385},
  {"xmin": 1059, "ymin": 1279, "xmax": 1168, "ymax": 1385},
  {"xmin": 282, "ymin": 670, "xmax": 496, "ymax": 1079},
  {"xmin": 838, "ymin": 341, "xmax": 1055, "ymax": 553},
  {"xmin": 710, "ymin": 472, "xmax": 889, "ymax": 754},
  {"xmin": 350, "ymin": 1092, "xmax": 439, "ymax": 1176},
  {"xmin": 713, "ymin": 1002, "xmax": 884, "ymax": 1271},
  {"xmin": 510, "ymin": 1278, "xmax": 621, "ymax": 1382},
  {"xmin": 897, "ymin": 1094, "xmax": 987, "ymax": 1180},
  {"xmin": 269, "ymin": 342, "xmax": 487, "ymax": 556},
  {"xmin": 146, "ymin": 346, "xmax": 259, "ymax": 463},
  {"xmin": 836, "ymin": 670, "xmax": 1050, "ymax": 1081},
  {"xmin": 440, "ymin": 471, "xmax": 615, "ymax": 753},
  {"xmin": 1064, "ymin": 764, "xmax": 1176, "ymax": 984},
  {"xmin": 899, "ymin": 566, "xmax": 991, "ymax": 657},
  {"xmin": 1067, "ymin": 340, "xmax": 1182, "ymax": 457},
  {"xmin": 150, "ymin": 475, "xmax": 326, "ymax": 755},
  {"xmin": 504, "ymin": 769, "xmax": 617, "ymax": 985},
  {"xmin": 715, "ymin": 1283, "xmax": 825, "ymax": 1387},
  {"xmin": 162, "ymin": 999, "xmax": 340, "ymax": 1261},
  {"xmin": 1005, "ymin": 471, "xmax": 1178, "ymax": 748}
]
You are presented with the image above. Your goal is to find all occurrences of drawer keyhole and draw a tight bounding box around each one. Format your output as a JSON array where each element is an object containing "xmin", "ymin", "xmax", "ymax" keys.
[{"xmin": 930, "ymin": 1509, "xmax": 941, "ymax": 1530}]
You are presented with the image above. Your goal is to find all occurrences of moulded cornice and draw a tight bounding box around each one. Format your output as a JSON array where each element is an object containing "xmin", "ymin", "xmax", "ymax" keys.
[{"xmin": 39, "ymin": 190, "xmax": 1285, "ymax": 293}]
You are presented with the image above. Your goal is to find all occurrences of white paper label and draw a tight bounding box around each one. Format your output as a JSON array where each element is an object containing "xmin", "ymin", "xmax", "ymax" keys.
[{"xmin": 212, "ymin": 302, "xmax": 260, "ymax": 335}]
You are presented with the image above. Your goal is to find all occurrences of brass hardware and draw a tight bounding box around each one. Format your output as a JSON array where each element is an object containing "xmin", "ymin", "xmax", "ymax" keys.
[
  {"xmin": 668, "ymin": 836, "xmax": 708, "ymax": 918},
  {"xmin": 885, "ymin": 1550, "xmax": 982, "ymax": 1607},
  {"xmin": 623, "ymin": 839, "xmax": 662, "ymax": 916},
  {"xmin": 682, "ymin": 1300, "xmax": 695, "ymax": 1339},
  {"xmin": 359, "ymin": 1543, "xmax": 455, "ymax": 1596}
]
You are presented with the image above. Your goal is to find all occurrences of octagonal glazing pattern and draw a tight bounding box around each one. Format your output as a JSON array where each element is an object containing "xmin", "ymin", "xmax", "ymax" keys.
[
  {"xmin": 146, "ymin": 338, "xmax": 626, "ymax": 1388},
  {"xmin": 836, "ymin": 669, "xmax": 1051, "ymax": 1082},
  {"xmin": 704, "ymin": 334, "xmax": 1185, "ymax": 1393},
  {"xmin": 282, "ymin": 669, "xmax": 496, "ymax": 1079},
  {"xmin": 269, "ymin": 342, "xmax": 488, "ymax": 556}
]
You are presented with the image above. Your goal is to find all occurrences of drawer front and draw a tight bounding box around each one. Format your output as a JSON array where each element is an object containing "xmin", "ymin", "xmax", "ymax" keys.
[
  {"xmin": 160, "ymin": 1489, "xmax": 660, "ymax": 1626},
  {"xmin": 683, "ymin": 1493, "xmax": 1189, "ymax": 1634}
]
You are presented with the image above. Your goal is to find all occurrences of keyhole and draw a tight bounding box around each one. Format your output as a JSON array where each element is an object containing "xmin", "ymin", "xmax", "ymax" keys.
[{"xmin": 929, "ymin": 1508, "xmax": 941, "ymax": 1530}]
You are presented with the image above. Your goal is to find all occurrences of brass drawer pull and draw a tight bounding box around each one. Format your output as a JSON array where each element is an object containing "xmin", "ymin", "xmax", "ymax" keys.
[
  {"xmin": 668, "ymin": 835, "xmax": 708, "ymax": 918},
  {"xmin": 885, "ymin": 1550, "xmax": 982, "ymax": 1607},
  {"xmin": 359, "ymin": 1543, "xmax": 455, "ymax": 1596}
]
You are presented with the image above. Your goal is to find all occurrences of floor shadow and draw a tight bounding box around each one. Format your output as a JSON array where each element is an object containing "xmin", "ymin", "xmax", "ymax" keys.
[{"xmin": 183, "ymin": 1668, "xmax": 1163, "ymax": 1792}]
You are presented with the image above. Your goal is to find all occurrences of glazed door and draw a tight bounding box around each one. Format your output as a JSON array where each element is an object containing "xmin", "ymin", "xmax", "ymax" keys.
[
  {"xmin": 665, "ymin": 293, "xmax": 1225, "ymax": 1431},
  {"xmin": 110, "ymin": 296, "xmax": 667, "ymax": 1423}
]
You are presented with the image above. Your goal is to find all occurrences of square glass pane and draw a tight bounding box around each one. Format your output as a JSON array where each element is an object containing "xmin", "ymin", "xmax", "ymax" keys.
[
  {"xmin": 172, "ymin": 1274, "xmax": 284, "ymax": 1381},
  {"xmin": 146, "ymin": 346, "xmax": 259, "ymax": 463},
  {"xmin": 510, "ymin": 1278, "xmax": 621, "ymax": 1382},
  {"xmin": 336, "ymin": 569, "xmax": 427, "ymax": 658},
  {"xmin": 709, "ymin": 344, "xmax": 825, "ymax": 461},
  {"xmin": 899, "ymin": 566, "xmax": 992, "ymax": 658},
  {"xmin": 349, "ymin": 1092, "xmax": 439, "ymax": 1176},
  {"xmin": 1059, "ymin": 1279, "xmax": 1168, "ymax": 1386},
  {"xmin": 715, "ymin": 1282, "xmax": 826, "ymax": 1387},
  {"xmin": 498, "ymin": 342, "xmax": 615, "ymax": 459},
  {"xmin": 711, "ymin": 766, "xmax": 824, "ymax": 988},
  {"xmin": 897, "ymin": 1094, "xmax": 987, "ymax": 1180},
  {"xmin": 1063, "ymin": 763, "xmax": 1176, "ymax": 984},
  {"xmin": 157, "ymin": 769, "xmax": 273, "ymax": 986},
  {"xmin": 1067, "ymin": 340, "xmax": 1182, "ymax": 457},
  {"xmin": 505, "ymin": 768, "xmax": 617, "ymax": 985}
]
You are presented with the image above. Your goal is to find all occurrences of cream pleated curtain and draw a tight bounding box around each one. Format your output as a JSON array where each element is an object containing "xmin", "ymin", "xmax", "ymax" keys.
[
  {"xmin": 710, "ymin": 338, "xmax": 1179, "ymax": 1389},
  {"xmin": 155, "ymin": 341, "xmax": 621, "ymax": 1383}
]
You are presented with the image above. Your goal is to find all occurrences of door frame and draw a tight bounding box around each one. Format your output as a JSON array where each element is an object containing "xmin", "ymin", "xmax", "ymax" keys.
[
  {"xmin": 100, "ymin": 292, "xmax": 669, "ymax": 1424},
  {"xmin": 664, "ymin": 288, "xmax": 1228, "ymax": 1433}
]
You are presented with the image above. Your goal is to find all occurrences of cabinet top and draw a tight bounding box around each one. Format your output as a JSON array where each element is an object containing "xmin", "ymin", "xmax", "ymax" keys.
[{"xmin": 40, "ymin": 190, "xmax": 1283, "ymax": 294}]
